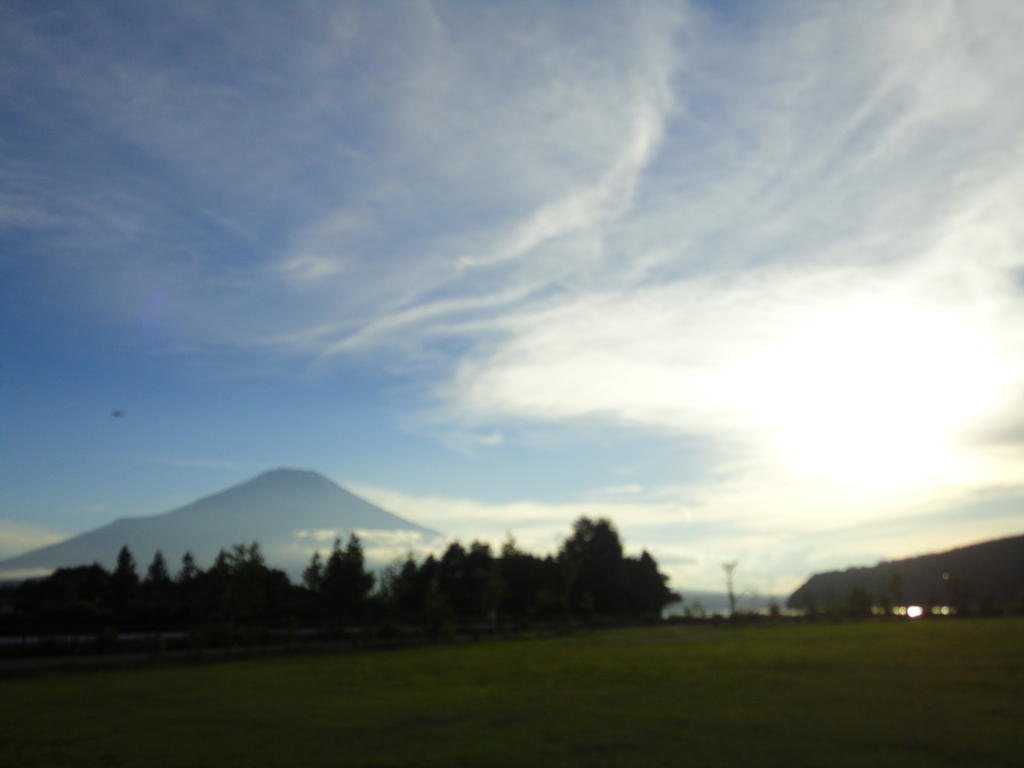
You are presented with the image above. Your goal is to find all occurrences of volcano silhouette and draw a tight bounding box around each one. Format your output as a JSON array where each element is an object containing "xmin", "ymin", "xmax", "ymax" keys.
[{"xmin": 0, "ymin": 469, "xmax": 439, "ymax": 580}]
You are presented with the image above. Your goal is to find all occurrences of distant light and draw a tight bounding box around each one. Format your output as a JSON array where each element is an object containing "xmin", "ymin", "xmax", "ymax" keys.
[
  {"xmin": 942, "ymin": 572, "xmax": 950, "ymax": 581},
  {"xmin": 907, "ymin": 605, "xmax": 924, "ymax": 618},
  {"xmin": 940, "ymin": 606, "xmax": 951, "ymax": 616}
]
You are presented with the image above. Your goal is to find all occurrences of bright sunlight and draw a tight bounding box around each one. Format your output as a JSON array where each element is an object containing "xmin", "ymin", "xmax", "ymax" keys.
[{"xmin": 731, "ymin": 300, "xmax": 1009, "ymax": 490}]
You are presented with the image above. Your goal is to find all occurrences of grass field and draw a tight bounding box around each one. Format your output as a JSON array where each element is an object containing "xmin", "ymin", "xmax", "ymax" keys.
[{"xmin": 2, "ymin": 619, "xmax": 1022, "ymax": 767}]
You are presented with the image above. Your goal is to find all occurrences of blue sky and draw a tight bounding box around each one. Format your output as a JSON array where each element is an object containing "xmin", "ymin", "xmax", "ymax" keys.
[{"xmin": 2, "ymin": 0, "xmax": 1023, "ymax": 594}]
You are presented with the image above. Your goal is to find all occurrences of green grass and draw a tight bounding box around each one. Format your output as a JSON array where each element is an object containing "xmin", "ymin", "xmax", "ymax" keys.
[{"xmin": 2, "ymin": 619, "xmax": 1023, "ymax": 767}]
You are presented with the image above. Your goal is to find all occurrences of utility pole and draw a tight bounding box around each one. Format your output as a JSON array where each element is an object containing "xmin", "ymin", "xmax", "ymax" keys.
[{"xmin": 722, "ymin": 561, "xmax": 738, "ymax": 617}]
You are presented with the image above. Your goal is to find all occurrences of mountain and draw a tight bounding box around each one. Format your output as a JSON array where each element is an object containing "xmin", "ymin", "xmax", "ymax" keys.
[
  {"xmin": 0, "ymin": 469, "xmax": 441, "ymax": 580},
  {"xmin": 787, "ymin": 533, "xmax": 1024, "ymax": 612}
]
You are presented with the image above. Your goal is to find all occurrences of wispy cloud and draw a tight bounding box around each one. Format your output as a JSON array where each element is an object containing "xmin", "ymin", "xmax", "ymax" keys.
[
  {"xmin": 416, "ymin": 2, "xmax": 1024, "ymax": 534},
  {"xmin": 6, "ymin": 2, "xmax": 1021, "ymax": 359},
  {"xmin": 5, "ymin": 1, "xmax": 1023, "ymax": 586},
  {"xmin": 3, "ymin": 1, "xmax": 686, "ymax": 355}
]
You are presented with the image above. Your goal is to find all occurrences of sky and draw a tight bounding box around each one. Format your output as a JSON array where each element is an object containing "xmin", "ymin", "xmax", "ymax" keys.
[{"xmin": 2, "ymin": 0, "xmax": 1023, "ymax": 596}]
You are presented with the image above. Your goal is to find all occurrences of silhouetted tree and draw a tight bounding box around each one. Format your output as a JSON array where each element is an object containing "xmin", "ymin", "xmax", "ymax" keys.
[
  {"xmin": 366, "ymin": 553, "xmax": 424, "ymax": 623},
  {"xmin": 339, "ymin": 533, "xmax": 375, "ymax": 621},
  {"xmin": 498, "ymin": 536, "xmax": 558, "ymax": 619},
  {"xmin": 368, "ymin": 560, "xmax": 404, "ymax": 626},
  {"xmin": 194, "ymin": 548, "xmax": 232, "ymax": 622},
  {"xmin": 423, "ymin": 589, "xmax": 456, "ymax": 640},
  {"xmin": 144, "ymin": 550, "xmax": 171, "ymax": 586},
  {"xmin": 625, "ymin": 550, "xmax": 678, "ymax": 616},
  {"xmin": 888, "ymin": 572, "xmax": 903, "ymax": 608},
  {"xmin": 943, "ymin": 571, "xmax": 970, "ymax": 614},
  {"xmin": 223, "ymin": 542, "xmax": 268, "ymax": 623},
  {"xmin": 879, "ymin": 594, "xmax": 893, "ymax": 617},
  {"xmin": 322, "ymin": 534, "xmax": 375, "ymax": 623},
  {"xmin": 476, "ymin": 547, "xmax": 506, "ymax": 625},
  {"xmin": 111, "ymin": 545, "xmax": 139, "ymax": 621},
  {"xmin": 303, "ymin": 550, "xmax": 324, "ymax": 593},
  {"xmin": 560, "ymin": 517, "xmax": 626, "ymax": 615},
  {"xmin": 846, "ymin": 585, "xmax": 872, "ymax": 618},
  {"xmin": 22, "ymin": 564, "xmax": 111, "ymax": 626},
  {"xmin": 323, "ymin": 537, "xmax": 344, "ymax": 609},
  {"xmin": 438, "ymin": 542, "xmax": 469, "ymax": 614},
  {"xmin": 174, "ymin": 551, "xmax": 201, "ymax": 624},
  {"xmin": 177, "ymin": 551, "xmax": 200, "ymax": 583},
  {"xmin": 6, "ymin": 516, "xmax": 681, "ymax": 643},
  {"xmin": 408, "ymin": 554, "xmax": 440, "ymax": 622},
  {"xmin": 142, "ymin": 550, "xmax": 173, "ymax": 624}
]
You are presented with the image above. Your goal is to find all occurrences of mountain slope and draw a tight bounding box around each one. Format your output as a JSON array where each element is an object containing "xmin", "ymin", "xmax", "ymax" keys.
[
  {"xmin": 0, "ymin": 469, "xmax": 440, "ymax": 580},
  {"xmin": 787, "ymin": 533, "xmax": 1024, "ymax": 611}
]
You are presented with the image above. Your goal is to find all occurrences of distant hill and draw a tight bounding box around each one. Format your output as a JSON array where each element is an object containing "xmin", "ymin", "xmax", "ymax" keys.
[
  {"xmin": 787, "ymin": 534, "xmax": 1024, "ymax": 612},
  {"xmin": 0, "ymin": 469, "xmax": 440, "ymax": 580}
]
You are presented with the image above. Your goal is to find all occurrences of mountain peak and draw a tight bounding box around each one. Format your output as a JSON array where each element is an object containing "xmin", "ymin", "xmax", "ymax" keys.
[
  {"xmin": 0, "ymin": 469, "xmax": 440, "ymax": 580},
  {"xmin": 243, "ymin": 467, "xmax": 335, "ymax": 488},
  {"xmin": 252, "ymin": 467, "xmax": 328, "ymax": 481},
  {"xmin": 187, "ymin": 468, "xmax": 343, "ymax": 510}
]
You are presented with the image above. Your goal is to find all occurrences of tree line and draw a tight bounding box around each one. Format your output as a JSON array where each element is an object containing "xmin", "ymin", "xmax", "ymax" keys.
[{"xmin": 1, "ymin": 517, "xmax": 678, "ymax": 636}]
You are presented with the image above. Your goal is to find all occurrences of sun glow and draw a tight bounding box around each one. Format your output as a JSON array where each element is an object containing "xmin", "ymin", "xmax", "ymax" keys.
[{"xmin": 730, "ymin": 301, "xmax": 1009, "ymax": 490}]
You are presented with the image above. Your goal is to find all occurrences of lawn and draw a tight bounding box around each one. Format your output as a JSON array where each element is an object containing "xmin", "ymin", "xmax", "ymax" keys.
[{"xmin": 2, "ymin": 619, "xmax": 1022, "ymax": 767}]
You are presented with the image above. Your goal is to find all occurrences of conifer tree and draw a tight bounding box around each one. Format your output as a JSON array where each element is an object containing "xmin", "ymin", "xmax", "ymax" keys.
[
  {"xmin": 144, "ymin": 550, "xmax": 171, "ymax": 587},
  {"xmin": 177, "ymin": 551, "xmax": 200, "ymax": 583},
  {"xmin": 111, "ymin": 545, "xmax": 140, "ymax": 620},
  {"xmin": 303, "ymin": 550, "xmax": 324, "ymax": 593}
]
